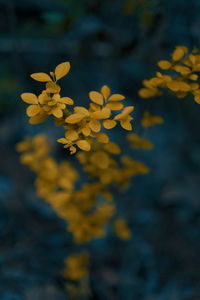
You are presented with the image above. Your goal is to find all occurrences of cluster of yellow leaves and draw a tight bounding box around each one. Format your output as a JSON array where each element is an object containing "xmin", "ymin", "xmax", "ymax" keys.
[
  {"xmin": 114, "ymin": 219, "xmax": 131, "ymax": 240},
  {"xmin": 20, "ymin": 62, "xmax": 134, "ymax": 155},
  {"xmin": 16, "ymin": 135, "xmax": 115, "ymax": 244},
  {"xmin": 21, "ymin": 62, "xmax": 73, "ymax": 124},
  {"xmin": 78, "ymin": 142, "xmax": 149, "ymax": 189},
  {"xmin": 139, "ymin": 46, "xmax": 200, "ymax": 104},
  {"xmin": 58, "ymin": 86, "xmax": 134, "ymax": 154},
  {"xmin": 127, "ymin": 133, "xmax": 153, "ymax": 150}
]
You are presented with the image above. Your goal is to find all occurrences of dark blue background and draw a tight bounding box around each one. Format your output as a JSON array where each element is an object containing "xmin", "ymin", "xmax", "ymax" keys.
[{"xmin": 0, "ymin": 0, "xmax": 200, "ymax": 299}]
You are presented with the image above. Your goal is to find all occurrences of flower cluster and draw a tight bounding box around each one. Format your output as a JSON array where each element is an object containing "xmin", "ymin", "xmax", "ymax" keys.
[{"xmin": 139, "ymin": 46, "xmax": 200, "ymax": 104}]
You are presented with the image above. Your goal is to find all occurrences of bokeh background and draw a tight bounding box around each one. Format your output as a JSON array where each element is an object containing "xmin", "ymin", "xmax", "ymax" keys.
[{"xmin": 0, "ymin": 0, "xmax": 200, "ymax": 299}]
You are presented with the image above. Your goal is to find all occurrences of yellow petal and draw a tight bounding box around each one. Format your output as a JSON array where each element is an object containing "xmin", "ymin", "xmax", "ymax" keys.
[
  {"xmin": 89, "ymin": 119, "xmax": 101, "ymax": 132},
  {"xmin": 55, "ymin": 62, "xmax": 70, "ymax": 81},
  {"xmin": 89, "ymin": 91, "xmax": 103, "ymax": 105},
  {"xmin": 92, "ymin": 108, "xmax": 111, "ymax": 119},
  {"xmin": 106, "ymin": 102, "xmax": 124, "ymax": 110},
  {"xmin": 157, "ymin": 60, "xmax": 171, "ymax": 70},
  {"xmin": 96, "ymin": 133, "xmax": 109, "ymax": 143},
  {"xmin": 65, "ymin": 113, "xmax": 85, "ymax": 124},
  {"xmin": 120, "ymin": 120, "xmax": 132, "ymax": 131},
  {"xmin": 26, "ymin": 105, "xmax": 41, "ymax": 117},
  {"xmin": 101, "ymin": 85, "xmax": 111, "ymax": 99},
  {"xmin": 65, "ymin": 130, "xmax": 79, "ymax": 141},
  {"xmin": 21, "ymin": 93, "xmax": 38, "ymax": 104},
  {"xmin": 59, "ymin": 97, "xmax": 74, "ymax": 105},
  {"xmin": 29, "ymin": 113, "xmax": 48, "ymax": 124},
  {"xmin": 30, "ymin": 72, "xmax": 52, "ymax": 82},
  {"xmin": 52, "ymin": 107, "xmax": 63, "ymax": 118},
  {"xmin": 76, "ymin": 140, "xmax": 91, "ymax": 151},
  {"xmin": 103, "ymin": 120, "xmax": 117, "ymax": 129},
  {"xmin": 108, "ymin": 94, "xmax": 125, "ymax": 101}
]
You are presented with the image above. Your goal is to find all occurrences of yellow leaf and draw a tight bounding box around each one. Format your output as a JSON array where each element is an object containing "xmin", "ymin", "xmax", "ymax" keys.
[
  {"xmin": 52, "ymin": 107, "xmax": 63, "ymax": 118},
  {"xmin": 65, "ymin": 113, "xmax": 85, "ymax": 124},
  {"xmin": 173, "ymin": 65, "xmax": 191, "ymax": 75},
  {"xmin": 96, "ymin": 133, "xmax": 109, "ymax": 143},
  {"xmin": 69, "ymin": 146, "xmax": 77, "ymax": 154},
  {"xmin": 89, "ymin": 91, "xmax": 103, "ymax": 105},
  {"xmin": 92, "ymin": 108, "xmax": 111, "ymax": 119},
  {"xmin": 65, "ymin": 130, "xmax": 79, "ymax": 141},
  {"xmin": 89, "ymin": 103, "xmax": 101, "ymax": 111},
  {"xmin": 74, "ymin": 106, "xmax": 89, "ymax": 116},
  {"xmin": 114, "ymin": 219, "xmax": 131, "ymax": 240},
  {"xmin": 101, "ymin": 85, "xmax": 111, "ymax": 99},
  {"xmin": 21, "ymin": 93, "xmax": 38, "ymax": 104},
  {"xmin": 103, "ymin": 119, "xmax": 117, "ymax": 129},
  {"xmin": 91, "ymin": 151, "xmax": 110, "ymax": 169},
  {"xmin": 30, "ymin": 72, "xmax": 52, "ymax": 82},
  {"xmin": 106, "ymin": 102, "xmax": 123, "ymax": 110},
  {"xmin": 26, "ymin": 105, "xmax": 41, "ymax": 117},
  {"xmin": 29, "ymin": 113, "xmax": 48, "ymax": 124},
  {"xmin": 108, "ymin": 94, "xmax": 125, "ymax": 101},
  {"xmin": 189, "ymin": 74, "xmax": 198, "ymax": 81},
  {"xmin": 138, "ymin": 88, "xmax": 160, "ymax": 98},
  {"xmin": 172, "ymin": 48, "xmax": 184, "ymax": 61},
  {"xmin": 60, "ymin": 97, "xmax": 74, "ymax": 105},
  {"xmin": 120, "ymin": 120, "xmax": 132, "ymax": 131},
  {"xmin": 82, "ymin": 127, "xmax": 91, "ymax": 136},
  {"xmin": 194, "ymin": 95, "xmax": 200, "ymax": 104},
  {"xmin": 45, "ymin": 82, "xmax": 61, "ymax": 93},
  {"xmin": 76, "ymin": 140, "xmax": 91, "ymax": 151},
  {"xmin": 157, "ymin": 60, "xmax": 171, "ymax": 70},
  {"xmin": 55, "ymin": 62, "xmax": 70, "ymax": 81},
  {"xmin": 89, "ymin": 119, "xmax": 101, "ymax": 132},
  {"xmin": 104, "ymin": 142, "xmax": 121, "ymax": 154},
  {"xmin": 57, "ymin": 138, "xmax": 68, "ymax": 144}
]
